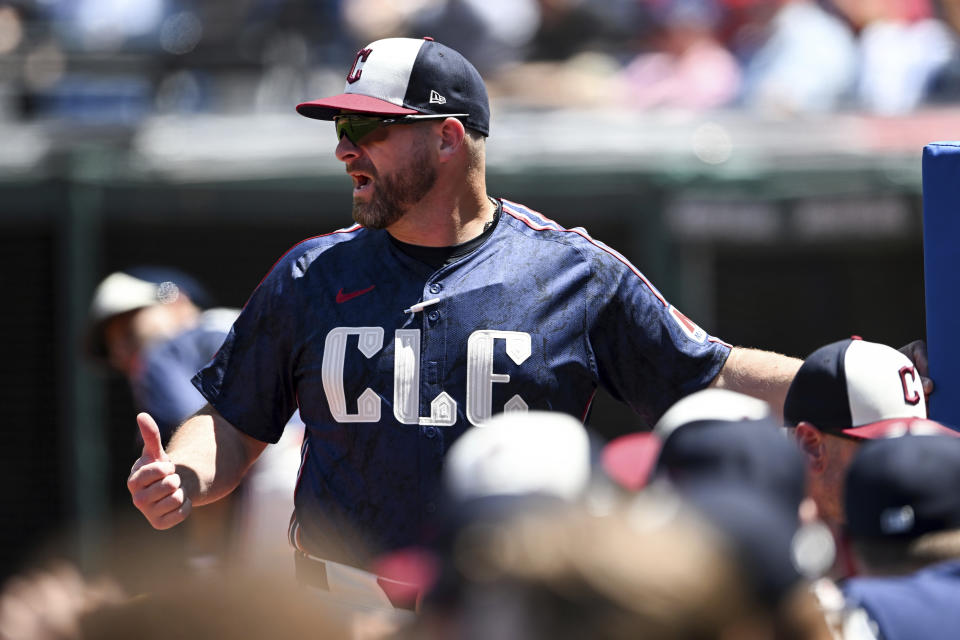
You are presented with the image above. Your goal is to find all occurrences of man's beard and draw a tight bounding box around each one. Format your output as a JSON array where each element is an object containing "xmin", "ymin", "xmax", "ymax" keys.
[{"xmin": 352, "ymin": 140, "xmax": 437, "ymax": 230}]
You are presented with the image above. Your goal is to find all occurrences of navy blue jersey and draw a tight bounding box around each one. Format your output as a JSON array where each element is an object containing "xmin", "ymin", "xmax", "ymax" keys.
[
  {"xmin": 135, "ymin": 309, "xmax": 238, "ymax": 444},
  {"xmin": 194, "ymin": 198, "xmax": 730, "ymax": 564},
  {"xmin": 842, "ymin": 560, "xmax": 960, "ymax": 640}
]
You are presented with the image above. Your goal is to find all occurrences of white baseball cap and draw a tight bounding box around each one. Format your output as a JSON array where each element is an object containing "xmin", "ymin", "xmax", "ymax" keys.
[{"xmin": 444, "ymin": 411, "xmax": 592, "ymax": 503}]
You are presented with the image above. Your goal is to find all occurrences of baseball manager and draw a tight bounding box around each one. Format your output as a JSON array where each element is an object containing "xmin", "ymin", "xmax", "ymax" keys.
[{"xmin": 127, "ymin": 36, "xmax": 802, "ymax": 602}]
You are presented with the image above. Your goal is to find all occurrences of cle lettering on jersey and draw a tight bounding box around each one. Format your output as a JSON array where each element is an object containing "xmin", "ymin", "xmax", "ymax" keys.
[{"xmin": 321, "ymin": 327, "xmax": 531, "ymax": 426}]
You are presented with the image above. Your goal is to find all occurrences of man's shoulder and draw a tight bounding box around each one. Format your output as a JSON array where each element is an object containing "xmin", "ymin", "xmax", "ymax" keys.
[
  {"xmin": 499, "ymin": 199, "xmax": 610, "ymax": 253},
  {"xmin": 269, "ymin": 224, "xmax": 375, "ymax": 273},
  {"xmin": 498, "ymin": 198, "xmax": 645, "ymax": 272}
]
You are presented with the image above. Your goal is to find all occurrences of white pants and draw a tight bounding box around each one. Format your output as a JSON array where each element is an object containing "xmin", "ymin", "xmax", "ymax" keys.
[{"xmin": 297, "ymin": 553, "xmax": 417, "ymax": 639}]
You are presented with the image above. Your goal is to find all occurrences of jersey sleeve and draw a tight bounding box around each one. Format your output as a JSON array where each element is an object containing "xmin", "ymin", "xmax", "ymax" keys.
[
  {"xmin": 585, "ymin": 247, "xmax": 731, "ymax": 428},
  {"xmin": 192, "ymin": 256, "xmax": 302, "ymax": 444}
]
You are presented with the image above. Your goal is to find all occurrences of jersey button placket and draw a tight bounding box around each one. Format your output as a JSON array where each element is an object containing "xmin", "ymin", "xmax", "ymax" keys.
[{"xmin": 417, "ymin": 279, "xmax": 446, "ymax": 526}]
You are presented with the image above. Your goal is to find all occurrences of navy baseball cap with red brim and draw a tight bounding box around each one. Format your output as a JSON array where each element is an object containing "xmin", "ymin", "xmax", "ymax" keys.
[{"xmin": 296, "ymin": 37, "xmax": 490, "ymax": 136}]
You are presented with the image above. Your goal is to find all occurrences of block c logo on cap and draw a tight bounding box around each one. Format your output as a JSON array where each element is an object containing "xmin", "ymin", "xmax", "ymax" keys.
[
  {"xmin": 347, "ymin": 48, "xmax": 372, "ymax": 84},
  {"xmin": 899, "ymin": 365, "xmax": 922, "ymax": 406}
]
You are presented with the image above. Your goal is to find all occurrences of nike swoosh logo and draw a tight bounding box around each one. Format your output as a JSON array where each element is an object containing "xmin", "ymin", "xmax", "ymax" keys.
[{"xmin": 336, "ymin": 285, "xmax": 375, "ymax": 304}]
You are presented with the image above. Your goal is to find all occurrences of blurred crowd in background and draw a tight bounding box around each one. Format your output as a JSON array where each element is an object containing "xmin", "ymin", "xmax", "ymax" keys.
[{"xmin": 3, "ymin": 0, "xmax": 960, "ymax": 128}]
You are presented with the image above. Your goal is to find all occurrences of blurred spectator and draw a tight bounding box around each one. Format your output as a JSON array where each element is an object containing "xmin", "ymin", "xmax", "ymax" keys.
[
  {"xmin": 442, "ymin": 410, "xmax": 600, "ymax": 505},
  {"xmin": 738, "ymin": 0, "xmax": 858, "ymax": 115},
  {"xmin": 651, "ymin": 415, "xmax": 808, "ymax": 516},
  {"xmin": 844, "ymin": 434, "xmax": 960, "ymax": 576},
  {"xmin": 86, "ymin": 266, "xmax": 231, "ymax": 442},
  {"xmin": 411, "ymin": 404, "xmax": 831, "ymax": 639},
  {"xmin": 411, "ymin": 492, "xmax": 761, "ymax": 640},
  {"xmin": 0, "ymin": 562, "xmax": 125, "ymax": 640},
  {"xmin": 85, "ymin": 266, "xmax": 302, "ymax": 570},
  {"xmin": 81, "ymin": 569, "xmax": 351, "ymax": 640},
  {"xmin": 0, "ymin": 557, "xmax": 352, "ymax": 640},
  {"xmin": 603, "ymin": 388, "xmax": 838, "ymax": 637},
  {"xmin": 372, "ymin": 411, "xmax": 611, "ymax": 613},
  {"xmin": 602, "ymin": 387, "xmax": 772, "ymax": 491},
  {"xmin": 619, "ymin": 0, "xmax": 742, "ymax": 110},
  {"xmin": 476, "ymin": 0, "xmax": 647, "ymax": 107},
  {"xmin": 524, "ymin": 0, "xmax": 645, "ymax": 62},
  {"xmin": 411, "ymin": 486, "xmax": 830, "ymax": 640},
  {"xmin": 6, "ymin": 0, "xmax": 960, "ymax": 121},
  {"xmin": 681, "ymin": 483, "xmax": 835, "ymax": 640},
  {"xmin": 405, "ymin": 0, "xmax": 541, "ymax": 76},
  {"xmin": 341, "ymin": 0, "xmax": 440, "ymax": 49},
  {"xmin": 832, "ymin": 0, "xmax": 956, "ymax": 114},
  {"xmin": 836, "ymin": 435, "xmax": 960, "ymax": 639}
]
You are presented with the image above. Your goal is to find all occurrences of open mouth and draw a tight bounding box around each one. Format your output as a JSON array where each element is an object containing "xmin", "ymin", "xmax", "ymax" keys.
[{"xmin": 351, "ymin": 173, "xmax": 372, "ymax": 193}]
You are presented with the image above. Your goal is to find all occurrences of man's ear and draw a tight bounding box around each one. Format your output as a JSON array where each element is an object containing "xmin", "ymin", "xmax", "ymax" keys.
[
  {"xmin": 436, "ymin": 117, "xmax": 466, "ymax": 160},
  {"xmin": 794, "ymin": 422, "xmax": 827, "ymax": 473}
]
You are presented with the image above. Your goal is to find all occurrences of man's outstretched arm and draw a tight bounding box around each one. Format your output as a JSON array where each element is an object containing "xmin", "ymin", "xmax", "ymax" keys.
[
  {"xmin": 709, "ymin": 346, "xmax": 803, "ymax": 420},
  {"xmin": 127, "ymin": 404, "xmax": 267, "ymax": 530}
]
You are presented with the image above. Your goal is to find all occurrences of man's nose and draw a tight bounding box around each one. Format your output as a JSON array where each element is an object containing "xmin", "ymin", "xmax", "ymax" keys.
[{"xmin": 335, "ymin": 134, "xmax": 361, "ymax": 162}]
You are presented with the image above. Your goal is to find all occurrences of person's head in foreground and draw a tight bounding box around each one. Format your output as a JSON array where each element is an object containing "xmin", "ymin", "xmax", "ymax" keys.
[
  {"xmin": 409, "ymin": 489, "xmax": 831, "ymax": 640},
  {"xmin": 843, "ymin": 434, "xmax": 960, "ymax": 577}
]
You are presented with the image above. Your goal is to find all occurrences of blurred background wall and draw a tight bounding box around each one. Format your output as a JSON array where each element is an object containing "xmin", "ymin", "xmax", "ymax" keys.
[{"xmin": 0, "ymin": 0, "xmax": 951, "ymax": 583}]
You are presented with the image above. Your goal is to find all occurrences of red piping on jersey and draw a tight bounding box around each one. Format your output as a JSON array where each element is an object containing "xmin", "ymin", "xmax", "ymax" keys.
[
  {"xmin": 580, "ymin": 388, "xmax": 598, "ymax": 422},
  {"xmin": 502, "ymin": 200, "xmax": 731, "ymax": 349},
  {"xmin": 501, "ymin": 200, "xmax": 668, "ymax": 307}
]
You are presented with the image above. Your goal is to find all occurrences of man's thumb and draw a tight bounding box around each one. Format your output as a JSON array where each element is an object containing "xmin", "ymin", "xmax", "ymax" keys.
[{"xmin": 137, "ymin": 413, "xmax": 167, "ymax": 461}]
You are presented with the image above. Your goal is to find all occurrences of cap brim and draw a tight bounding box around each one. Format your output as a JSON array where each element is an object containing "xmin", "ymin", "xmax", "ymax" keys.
[
  {"xmin": 602, "ymin": 432, "xmax": 661, "ymax": 491},
  {"xmin": 842, "ymin": 418, "xmax": 960, "ymax": 439},
  {"xmin": 296, "ymin": 94, "xmax": 420, "ymax": 120}
]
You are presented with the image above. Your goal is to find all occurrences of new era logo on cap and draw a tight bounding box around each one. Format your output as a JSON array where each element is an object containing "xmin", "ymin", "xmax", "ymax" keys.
[
  {"xmin": 296, "ymin": 37, "xmax": 490, "ymax": 136},
  {"xmin": 784, "ymin": 338, "xmax": 930, "ymax": 438}
]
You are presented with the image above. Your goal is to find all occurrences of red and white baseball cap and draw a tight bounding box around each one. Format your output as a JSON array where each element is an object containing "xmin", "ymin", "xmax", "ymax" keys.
[
  {"xmin": 296, "ymin": 37, "xmax": 490, "ymax": 136},
  {"xmin": 784, "ymin": 337, "xmax": 958, "ymax": 438},
  {"xmin": 602, "ymin": 389, "xmax": 773, "ymax": 491}
]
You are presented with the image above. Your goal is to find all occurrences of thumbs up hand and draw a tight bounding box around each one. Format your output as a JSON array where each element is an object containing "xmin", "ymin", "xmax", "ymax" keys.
[{"xmin": 127, "ymin": 413, "xmax": 192, "ymax": 530}]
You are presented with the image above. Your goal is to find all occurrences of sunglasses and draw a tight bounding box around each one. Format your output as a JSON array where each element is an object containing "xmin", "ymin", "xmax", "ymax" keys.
[{"xmin": 334, "ymin": 113, "xmax": 469, "ymax": 145}]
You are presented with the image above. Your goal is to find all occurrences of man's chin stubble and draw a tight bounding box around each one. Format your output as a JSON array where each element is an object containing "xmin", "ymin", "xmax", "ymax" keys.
[{"xmin": 352, "ymin": 200, "xmax": 404, "ymax": 229}]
